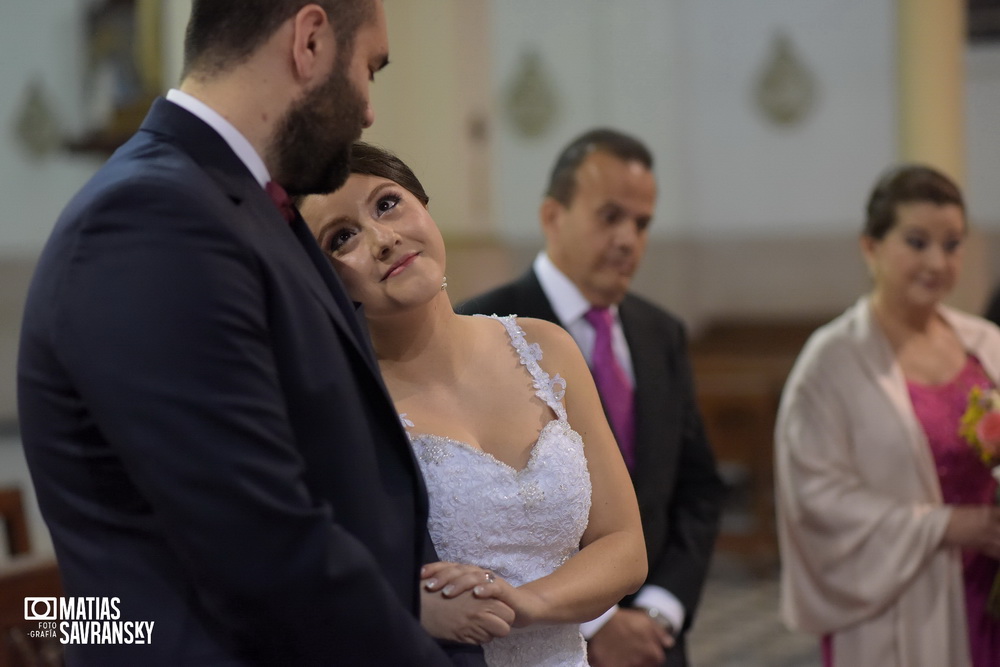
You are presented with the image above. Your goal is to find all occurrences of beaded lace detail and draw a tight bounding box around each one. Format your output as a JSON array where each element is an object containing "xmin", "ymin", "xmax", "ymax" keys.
[
  {"xmin": 491, "ymin": 315, "xmax": 569, "ymax": 421},
  {"xmin": 405, "ymin": 315, "xmax": 592, "ymax": 666}
]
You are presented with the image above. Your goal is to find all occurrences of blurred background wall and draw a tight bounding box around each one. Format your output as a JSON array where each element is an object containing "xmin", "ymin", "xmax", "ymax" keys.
[{"xmin": 1, "ymin": 0, "xmax": 999, "ymax": 555}]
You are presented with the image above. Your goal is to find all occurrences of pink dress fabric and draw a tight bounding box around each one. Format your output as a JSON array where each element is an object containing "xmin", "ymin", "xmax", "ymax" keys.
[{"xmin": 904, "ymin": 355, "xmax": 1000, "ymax": 667}]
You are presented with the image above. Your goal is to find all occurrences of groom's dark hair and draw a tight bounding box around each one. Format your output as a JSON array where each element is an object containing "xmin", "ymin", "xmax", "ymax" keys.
[{"xmin": 182, "ymin": 0, "xmax": 374, "ymax": 78}]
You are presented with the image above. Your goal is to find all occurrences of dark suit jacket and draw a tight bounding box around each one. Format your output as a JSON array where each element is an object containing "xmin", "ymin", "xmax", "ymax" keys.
[
  {"xmin": 986, "ymin": 286, "xmax": 1000, "ymax": 328},
  {"xmin": 17, "ymin": 99, "xmax": 461, "ymax": 666},
  {"xmin": 459, "ymin": 268, "xmax": 724, "ymax": 665}
]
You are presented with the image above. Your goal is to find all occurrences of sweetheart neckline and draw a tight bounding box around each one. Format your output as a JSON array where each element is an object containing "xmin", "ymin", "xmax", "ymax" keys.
[{"xmin": 407, "ymin": 419, "xmax": 568, "ymax": 474}]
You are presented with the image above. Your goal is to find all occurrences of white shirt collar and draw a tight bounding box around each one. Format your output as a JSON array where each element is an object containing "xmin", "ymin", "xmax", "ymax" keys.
[
  {"xmin": 532, "ymin": 252, "xmax": 631, "ymax": 381},
  {"xmin": 533, "ymin": 252, "xmax": 619, "ymax": 324},
  {"xmin": 166, "ymin": 88, "xmax": 271, "ymax": 188}
]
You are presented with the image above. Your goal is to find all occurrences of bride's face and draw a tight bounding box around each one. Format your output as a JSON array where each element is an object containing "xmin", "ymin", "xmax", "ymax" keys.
[{"xmin": 301, "ymin": 173, "xmax": 447, "ymax": 317}]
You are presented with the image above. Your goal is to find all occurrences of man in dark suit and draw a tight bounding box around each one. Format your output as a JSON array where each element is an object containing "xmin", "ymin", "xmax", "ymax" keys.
[
  {"xmin": 459, "ymin": 128, "xmax": 724, "ymax": 667},
  {"xmin": 17, "ymin": 2, "xmax": 506, "ymax": 665}
]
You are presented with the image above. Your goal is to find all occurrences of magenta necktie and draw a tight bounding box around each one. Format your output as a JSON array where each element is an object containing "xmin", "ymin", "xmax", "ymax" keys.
[
  {"xmin": 584, "ymin": 307, "xmax": 635, "ymax": 469},
  {"xmin": 265, "ymin": 181, "xmax": 296, "ymax": 223}
]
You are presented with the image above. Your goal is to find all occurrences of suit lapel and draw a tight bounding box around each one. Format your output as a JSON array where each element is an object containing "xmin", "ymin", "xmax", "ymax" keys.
[
  {"xmin": 138, "ymin": 98, "xmax": 381, "ymax": 378},
  {"xmin": 135, "ymin": 99, "xmax": 430, "ymax": 538},
  {"xmin": 287, "ymin": 213, "xmax": 379, "ymax": 370},
  {"xmin": 618, "ymin": 299, "xmax": 667, "ymax": 481}
]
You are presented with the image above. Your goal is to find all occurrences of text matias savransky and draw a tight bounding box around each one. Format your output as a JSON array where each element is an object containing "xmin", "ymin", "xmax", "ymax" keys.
[{"xmin": 24, "ymin": 596, "xmax": 155, "ymax": 645}]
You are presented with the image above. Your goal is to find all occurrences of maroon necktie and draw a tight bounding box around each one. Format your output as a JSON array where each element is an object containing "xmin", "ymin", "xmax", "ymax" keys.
[
  {"xmin": 583, "ymin": 307, "xmax": 636, "ymax": 469},
  {"xmin": 265, "ymin": 181, "xmax": 296, "ymax": 223}
]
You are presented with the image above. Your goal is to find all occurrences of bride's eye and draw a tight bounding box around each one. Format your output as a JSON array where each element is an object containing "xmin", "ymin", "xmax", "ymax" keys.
[
  {"xmin": 375, "ymin": 194, "xmax": 401, "ymax": 216},
  {"xmin": 325, "ymin": 227, "xmax": 358, "ymax": 253}
]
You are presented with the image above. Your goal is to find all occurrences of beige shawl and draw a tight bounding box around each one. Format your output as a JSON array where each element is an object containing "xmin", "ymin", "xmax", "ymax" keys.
[{"xmin": 775, "ymin": 296, "xmax": 1000, "ymax": 667}]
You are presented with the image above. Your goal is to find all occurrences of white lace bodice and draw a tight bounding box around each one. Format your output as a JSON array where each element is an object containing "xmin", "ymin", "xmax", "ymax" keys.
[{"xmin": 405, "ymin": 315, "xmax": 593, "ymax": 667}]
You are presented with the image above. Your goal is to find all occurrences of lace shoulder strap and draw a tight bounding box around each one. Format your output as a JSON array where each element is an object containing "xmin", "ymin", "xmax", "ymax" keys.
[{"xmin": 480, "ymin": 314, "xmax": 567, "ymax": 421}]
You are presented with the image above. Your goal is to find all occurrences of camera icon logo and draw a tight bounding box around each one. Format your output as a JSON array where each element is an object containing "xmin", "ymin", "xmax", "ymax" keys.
[{"xmin": 24, "ymin": 597, "xmax": 58, "ymax": 621}]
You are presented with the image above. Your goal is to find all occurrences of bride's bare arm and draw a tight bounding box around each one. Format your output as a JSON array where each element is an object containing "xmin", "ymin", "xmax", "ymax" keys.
[{"xmin": 469, "ymin": 318, "xmax": 646, "ymax": 627}]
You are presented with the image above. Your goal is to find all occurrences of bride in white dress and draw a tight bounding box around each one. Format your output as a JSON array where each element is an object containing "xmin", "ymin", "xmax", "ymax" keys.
[{"xmin": 300, "ymin": 143, "xmax": 646, "ymax": 666}]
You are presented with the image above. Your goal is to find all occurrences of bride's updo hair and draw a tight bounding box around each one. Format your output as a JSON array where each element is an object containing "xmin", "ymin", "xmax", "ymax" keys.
[{"xmin": 348, "ymin": 142, "xmax": 430, "ymax": 207}]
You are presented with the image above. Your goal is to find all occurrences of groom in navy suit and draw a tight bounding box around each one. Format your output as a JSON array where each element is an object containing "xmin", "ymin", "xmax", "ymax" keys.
[
  {"xmin": 460, "ymin": 129, "xmax": 724, "ymax": 667},
  {"xmin": 17, "ymin": 2, "xmax": 506, "ymax": 665}
]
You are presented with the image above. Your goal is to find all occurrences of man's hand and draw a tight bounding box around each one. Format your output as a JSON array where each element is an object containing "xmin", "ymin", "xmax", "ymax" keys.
[{"xmin": 587, "ymin": 608, "xmax": 674, "ymax": 667}]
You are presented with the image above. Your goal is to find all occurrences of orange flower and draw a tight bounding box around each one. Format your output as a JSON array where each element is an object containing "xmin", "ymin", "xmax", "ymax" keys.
[{"xmin": 976, "ymin": 411, "xmax": 1000, "ymax": 458}]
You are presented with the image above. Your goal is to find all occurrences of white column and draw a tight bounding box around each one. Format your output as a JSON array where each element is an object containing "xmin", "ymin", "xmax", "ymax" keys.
[{"xmin": 897, "ymin": 0, "xmax": 986, "ymax": 311}]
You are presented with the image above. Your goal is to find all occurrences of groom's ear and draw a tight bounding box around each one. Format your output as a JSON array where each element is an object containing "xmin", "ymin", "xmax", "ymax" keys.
[
  {"xmin": 289, "ymin": 4, "xmax": 335, "ymax": 84},
  {"xmin": 540, "ymin": 197, "xmax": 564, "ymax": 239}
]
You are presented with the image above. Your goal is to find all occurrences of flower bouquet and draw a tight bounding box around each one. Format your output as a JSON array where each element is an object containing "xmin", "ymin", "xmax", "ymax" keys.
[{"xmin": 958, "ymin": 385, "xmax": 1000, "ymax": 619}]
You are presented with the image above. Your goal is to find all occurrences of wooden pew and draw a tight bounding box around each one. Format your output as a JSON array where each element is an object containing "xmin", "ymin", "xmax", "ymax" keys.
[
  {"xmin": 690, "ymin": 319, "xmax": 823, "ymax": 567},
  {"xmin": 0, "ymin": 487, "xmax": 63, "ymax": 667}
]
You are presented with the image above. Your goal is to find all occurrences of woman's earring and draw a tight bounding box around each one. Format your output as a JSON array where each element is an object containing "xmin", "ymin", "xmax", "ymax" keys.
[{"xmin": 440, "ymin": 276, "xmax": 448, "ymax": 291}]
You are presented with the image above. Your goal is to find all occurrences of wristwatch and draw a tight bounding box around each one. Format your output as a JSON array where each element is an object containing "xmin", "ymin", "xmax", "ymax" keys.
[{"xmin": 636, "ymin": 606, "xmax": 675, "ymax": 635}]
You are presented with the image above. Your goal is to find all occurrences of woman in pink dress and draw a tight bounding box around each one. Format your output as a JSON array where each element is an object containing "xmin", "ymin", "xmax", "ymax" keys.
[{"xmin": 776, "ymin": 164, "xmax": 1000, "ymax": 667}]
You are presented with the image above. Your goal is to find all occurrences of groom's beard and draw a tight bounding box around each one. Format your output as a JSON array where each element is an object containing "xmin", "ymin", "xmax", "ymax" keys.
[{"xmin": 271, "ymin": 59, "xmax": 367, "ymax": 196}]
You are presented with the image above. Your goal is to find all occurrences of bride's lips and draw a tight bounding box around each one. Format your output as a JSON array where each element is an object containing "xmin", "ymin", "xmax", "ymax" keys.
[{"xmin": 382, "ymin": 252, "xmax": 419, "ymax": 281}]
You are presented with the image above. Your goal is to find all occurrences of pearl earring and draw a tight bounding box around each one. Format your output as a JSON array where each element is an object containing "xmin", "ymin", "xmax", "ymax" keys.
[{"xmin": 440, "ymin": 276, "xmax": 448, "ymax": 291}]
